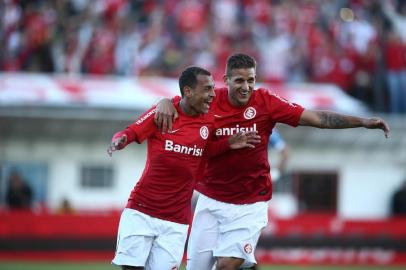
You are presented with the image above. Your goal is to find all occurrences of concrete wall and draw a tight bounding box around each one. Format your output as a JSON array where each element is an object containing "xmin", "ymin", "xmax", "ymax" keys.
[
  {"xmin": 2, "ymin": 124, "xmax": 405, "ymax": 218},
  {"xmin": 1, "ymin": 139, "xmax": 146, "ymax": 211},
  {"xmin": 269, "ymin": 148, "xmax": 405, "ymax": 219}
]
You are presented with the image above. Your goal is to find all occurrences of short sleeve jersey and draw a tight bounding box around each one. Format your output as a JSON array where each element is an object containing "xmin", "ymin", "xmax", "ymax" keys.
[
  {"xmin": 125, "ymin": 101, "xmax": 214, "ymax": 224},
  {"xmin": 196, "ymin": 88, "xmax": 304, "ymax": 204}
]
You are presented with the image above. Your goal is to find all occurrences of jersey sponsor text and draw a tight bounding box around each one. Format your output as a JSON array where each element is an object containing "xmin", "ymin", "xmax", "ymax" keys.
[
  {"xmin": 215, "ymin": 123, "xmax": 257, "ymax": 136},
  {"xmin": 165, "ymin": 140, "xmax": 203, "ymax": 156}
]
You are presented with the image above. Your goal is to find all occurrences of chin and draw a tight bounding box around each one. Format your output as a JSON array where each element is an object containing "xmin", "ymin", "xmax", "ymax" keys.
[{"xmin": 238, "ymin": 98, "xmax": 250, "ymax": 105}]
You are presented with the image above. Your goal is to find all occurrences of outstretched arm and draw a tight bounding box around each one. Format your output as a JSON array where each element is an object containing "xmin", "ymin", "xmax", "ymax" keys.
[{"xmin": 298, "ymin": 110, "xmax": 390, "ymax": 138}]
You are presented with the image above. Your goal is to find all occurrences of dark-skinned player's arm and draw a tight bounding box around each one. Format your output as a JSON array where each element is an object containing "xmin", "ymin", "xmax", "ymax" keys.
[
  {"xmin": 108, "ymin": 107, "xmax": 157, "ymax": 157},
  {"xmin": 298, "ymin": 110, "xmax": 390, "ymax": 138},
  {"xmin": 107, "ymin": 131, "xmax": 128, "ymax": 157},
  {"xmin": 154, "ymin": 97, "xmax": 179, "ymax": 133},
  {"xmin": 107, "ymin": 128, "xmax": 138, "ymax": 157},
  {"xmin": 205, "ymin": 131, "xmax": 261, "ymax": 158}
]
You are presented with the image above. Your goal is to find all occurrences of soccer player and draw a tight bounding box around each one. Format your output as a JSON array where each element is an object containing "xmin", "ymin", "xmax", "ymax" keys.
[
  {"xmin": 154, "ymin": 54, "xmax": 390, "ymax": 270},
  {"xmin": 108, "ymin": 66, "xmax": 261, "ymax": 270}
]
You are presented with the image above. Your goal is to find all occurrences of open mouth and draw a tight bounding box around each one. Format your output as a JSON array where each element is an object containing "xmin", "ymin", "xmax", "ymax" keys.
[
  {"xmin": 239, "ymin": 91, "xmax": 250, "ymax": 99},
  {"xmin": 203, "ymin": 100, "xmax": 212, "ymax": 110}
]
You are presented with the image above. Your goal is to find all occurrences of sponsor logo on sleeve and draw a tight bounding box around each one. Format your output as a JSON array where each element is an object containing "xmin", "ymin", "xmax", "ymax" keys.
[
  {"xmin": 244, "ymin": 107, "xmax": 256, "ymax": 119},
  {"xmin": 135, "ymin": 109, "xmax": 156, "ymax": 125},
  {"xmin": 273, "ymin": 94, "xmax": 298, "ymax": 107}
]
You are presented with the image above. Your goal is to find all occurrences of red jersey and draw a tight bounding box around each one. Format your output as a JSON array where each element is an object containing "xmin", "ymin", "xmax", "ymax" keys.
[
  {"xmin": 117, "ymin": 101, "xmax": 215, "ymax": 224},
  {"xmin": 197, "ymin": 88, "xmax": 304, "ymax": 204}
]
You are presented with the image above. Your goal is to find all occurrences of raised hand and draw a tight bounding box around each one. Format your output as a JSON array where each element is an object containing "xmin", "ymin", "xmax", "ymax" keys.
[
  {"xmin": 107, "ymin": 135, "xmax": 127, "ymax": 157},
  {"xmin": 228, "ymin": 131, "xmax": 261, "ymax": 149}
]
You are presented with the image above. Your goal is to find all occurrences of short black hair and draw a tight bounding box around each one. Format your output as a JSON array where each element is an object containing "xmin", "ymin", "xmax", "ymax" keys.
[
  {"xmin": 179, "ymin": 66, "xmax": 211, "ymax": 97},
  {"xmin": 226, "ymin": 53, "xmax": 256, "ymax": 77}
]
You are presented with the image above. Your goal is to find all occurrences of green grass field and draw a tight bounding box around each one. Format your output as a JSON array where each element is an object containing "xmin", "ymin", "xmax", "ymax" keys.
[{"xmin": 0, "ymin": 262, "xmax": 405, "ymax": 270}]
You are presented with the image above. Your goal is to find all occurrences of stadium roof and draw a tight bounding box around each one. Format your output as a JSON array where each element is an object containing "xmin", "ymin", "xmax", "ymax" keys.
[{"xmin": 0, "ymin": 72, "xmax": 367, "ymax": 115}]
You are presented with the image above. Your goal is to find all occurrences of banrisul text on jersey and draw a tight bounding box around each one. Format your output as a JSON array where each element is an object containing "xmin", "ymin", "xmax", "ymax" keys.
[
  {"xmin": 164, "ymin": 140, "xmax": 204, "ymax": 156},
  {"xmin": 215, "ymin": 123, "xmax": 257, "ymax": 136}
]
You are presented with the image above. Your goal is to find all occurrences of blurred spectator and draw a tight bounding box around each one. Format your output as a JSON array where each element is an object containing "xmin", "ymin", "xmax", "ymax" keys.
[
  {"xmin": 57, "ymin": 197, "xmax": 75, "ymax": 214},
  {"xmin": 5, "ymin": 171, "xmax": 33, "ymax": 210},
  {"xmin": 391, "ymin": 179, "xmax": 406, "ymax": 215},
  {"xmin": 384, "ymin": 29, "xmax": 406, "ymax": 114},
  {"xmin": 382, "ymin": 0, "xmax": 406, "ymax": 43},
  {"xmin": 1, "ymin": 0, "xmax": 406, "ymax": 113}
]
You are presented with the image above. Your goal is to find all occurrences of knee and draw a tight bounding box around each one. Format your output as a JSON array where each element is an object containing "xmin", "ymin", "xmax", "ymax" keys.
[{"xmin": 216, "ymin": 257, "xmax": 244, "ymax": 270}]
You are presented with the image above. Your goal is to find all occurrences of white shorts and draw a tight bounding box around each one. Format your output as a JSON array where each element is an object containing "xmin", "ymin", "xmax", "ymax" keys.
[
  {"xmin": 186, "ymin": 194, "xmax": 268, "ymax": 270},
  {"xmin": 112, "ymin": 208, "xmax": 189, "ymax": 270}
]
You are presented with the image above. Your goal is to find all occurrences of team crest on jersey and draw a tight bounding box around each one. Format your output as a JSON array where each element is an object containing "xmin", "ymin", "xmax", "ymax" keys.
[
  {"xmin": 200, "ymin": 126, "xmax": 209, "ymax": 139},
  {"xmin": 244, "ymin": 243, "xmax": 253, "ymax": 254},
  {"xmin": 244, "ymin": 107, "xmax": 256, "ymax": 119}
]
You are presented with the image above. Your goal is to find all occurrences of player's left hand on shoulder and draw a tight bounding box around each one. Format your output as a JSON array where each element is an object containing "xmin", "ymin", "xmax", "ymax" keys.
[{"xmin": 154, "ymin": 98, "xmax": 178, "ymax": 133}]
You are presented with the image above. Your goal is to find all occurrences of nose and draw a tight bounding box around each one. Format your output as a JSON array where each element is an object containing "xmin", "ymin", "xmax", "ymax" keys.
[
  {"xmin": 241, "ymin": 81, "xmax": 249, "ymax": 91},
  {"xmin": 209, "ymin": 88, "xmax": 215, "ymax": 98}
]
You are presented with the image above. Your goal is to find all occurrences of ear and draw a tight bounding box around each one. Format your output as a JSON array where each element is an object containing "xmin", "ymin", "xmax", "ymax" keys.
[
  {"xmin": 184, "ymin": 86, "xmax": 193, "ymax": 97},
  {"xmin": 223, "ymin": 74, "xmax": 228, "ymax": 85}
]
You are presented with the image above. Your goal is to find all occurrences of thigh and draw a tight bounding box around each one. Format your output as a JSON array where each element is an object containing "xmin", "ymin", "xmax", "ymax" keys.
[
  {"xmin": 112, "ymin": 209, "xmax": 155, "ymax": 267},
  {"xmin": 147, "ymin": 218, "xmax": 189, "ymax": 270},
  {"xmin": 186, "ymin": 195, "xmax": 219, "ymax": 270},
  {"xmin": 214, "ymin": 201, "xmax": 268, "ymax": 268},
  {"xmin": 146, "ymin": 241, "xmax": 181, "ymax": 270}
]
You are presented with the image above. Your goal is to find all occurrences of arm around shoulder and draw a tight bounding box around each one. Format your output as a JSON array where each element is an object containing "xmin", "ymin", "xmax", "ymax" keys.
[{"xmin": 154, "ymin": 97, "xmax": 179, "ymax": 132}]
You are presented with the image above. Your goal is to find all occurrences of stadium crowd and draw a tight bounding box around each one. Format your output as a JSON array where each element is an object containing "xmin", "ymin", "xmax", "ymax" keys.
[{"xmin": 1, "ymin": 0, "xmax": 406, "ymax": 113}]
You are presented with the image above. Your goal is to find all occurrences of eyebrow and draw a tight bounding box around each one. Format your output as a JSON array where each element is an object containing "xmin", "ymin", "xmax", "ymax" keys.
[{"xmin": 234, "ymin": 76, "xmax": 254, "ymax": 81}]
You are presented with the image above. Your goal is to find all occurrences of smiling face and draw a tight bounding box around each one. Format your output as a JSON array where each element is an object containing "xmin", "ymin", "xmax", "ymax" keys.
[
  {"xmin": 186, "ymin": 74, "xmax": 215, "ymax": 115},
  {"xmin": 224, "ymin": 67, "xmax": 256, "ymax": 107}
]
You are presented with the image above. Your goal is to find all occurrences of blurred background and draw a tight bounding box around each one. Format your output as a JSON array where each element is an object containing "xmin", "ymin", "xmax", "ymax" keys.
[{"xmin": 0, "ymin": 0, "xmax": 405, "ymax": 269}]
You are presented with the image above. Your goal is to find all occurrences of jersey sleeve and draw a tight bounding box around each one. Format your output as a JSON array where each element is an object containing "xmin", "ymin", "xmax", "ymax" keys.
[
  {"xmin": 111, "ymin": 106, "xmax": 157, "ymax": 146},
  {"xmin": 127, "ymin": 106, "xmax": 157, "ymax": 143},
  {"xmin": 260, "ymin": 89, "xmax": 305, "ymax": 126},
  {"xmin": 205, "ymin": 138, "xmax": 231, "ymax": 157},
  {"xmin": 172, "ymin": 96, "xmax": 181, "ymax": 103}
]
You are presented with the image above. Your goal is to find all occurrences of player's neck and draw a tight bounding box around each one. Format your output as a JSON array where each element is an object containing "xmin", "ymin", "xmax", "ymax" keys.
[
  {"xmin": 179, "ymin": 99, "xmax": 198, "ymax": 116},
  {"xmin": 227, "ymin": 95, "xmax": 248, "ymax": 107}
]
